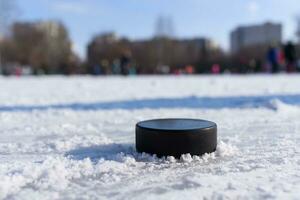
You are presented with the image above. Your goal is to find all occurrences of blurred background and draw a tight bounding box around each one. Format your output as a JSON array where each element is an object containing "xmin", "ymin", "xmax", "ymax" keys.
[{"xmin": 1, "ymin": 0, "xmax": 300, "ymax": 76}]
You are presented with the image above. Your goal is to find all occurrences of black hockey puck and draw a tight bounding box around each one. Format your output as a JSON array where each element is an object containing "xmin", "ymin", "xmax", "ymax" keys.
[{"xmin": 136, "ymin": 118, "xmax": 217, "ymax": 158}]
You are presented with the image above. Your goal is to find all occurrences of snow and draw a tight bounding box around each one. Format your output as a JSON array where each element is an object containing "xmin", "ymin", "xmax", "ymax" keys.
[{"xmin": 0, "ymin": 75, "xmax": 300, "ymax": 199}]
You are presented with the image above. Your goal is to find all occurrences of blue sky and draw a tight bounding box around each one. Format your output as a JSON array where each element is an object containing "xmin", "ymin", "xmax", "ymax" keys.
[{"xmin": 17, "ymin": 0, "xmax": 300, "ymax": 58}]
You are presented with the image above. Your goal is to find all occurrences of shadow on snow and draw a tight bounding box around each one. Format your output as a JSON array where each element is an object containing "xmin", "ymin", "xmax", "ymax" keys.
[
  {"xmin": 1, "ymin": 94, "xmax": 300, "ymax": 112},
  {"xmin": 65, "ymin": 143, "xmax": 135, "ymax": 161}
]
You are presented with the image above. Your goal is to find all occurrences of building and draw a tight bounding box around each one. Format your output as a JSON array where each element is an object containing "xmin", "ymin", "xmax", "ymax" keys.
[{"xmin": 230, "ymin": 22, "xmax": 282, "ymax": 53}]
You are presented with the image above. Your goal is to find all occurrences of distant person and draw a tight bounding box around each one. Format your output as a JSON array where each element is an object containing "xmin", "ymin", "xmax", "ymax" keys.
[
  {"xmin": 278, "ymin": 46, "xmax": 285, "ymax": 69},
  {"xmin": 128, "ymin": 66, "xmax": 137, "ymax": 75},
  {"xmin": 14, "ymin": 66, "xmax": 22, "ymax": 77},
  {"xmin": 254, "ymin": 59, "xmax": 262, "ymax": 73},
  {"xmin": 112, "ymin": 59, "xmax": 121, "ymax": 74},
  {"xmin": 185, "ymin": 65, "xmax": 195, "ymax": 74},
  {"xmin": 267, "ymin": 45, "xmax": 280, "ymax": 73},
  {"xmin": 284, "ymin": 41, "xmax": 297, "ymax": 73},
  {"xmin": 211, "ymin": 64, "xmax": 220, "ymax": 74},
  {"xmin": 93, "ymin": 64, "xmax": 102, "ymax": 75},
  {"xmin": 120, "ymin": 55, "xmax": 129, "ymax": 75},
  {"xmin": 120, "ymin": 50, "xmax": 132, "ymax": 75}
]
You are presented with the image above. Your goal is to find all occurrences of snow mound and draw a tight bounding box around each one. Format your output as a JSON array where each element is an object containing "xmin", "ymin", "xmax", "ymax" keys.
[
  {"xmin": 215, "ymin": 140, "xmax": 238, "ymax": 157},
  {"xmin": 266, "ymin": 99, "xmax": 300, "ymax": 112},
  {"xmin": 180, "ymin": 141, "xmax": 238, "ymax": 163},
  {"xmin": 0, "ymin": 141, "xmax": 237, "ymax": 199}
]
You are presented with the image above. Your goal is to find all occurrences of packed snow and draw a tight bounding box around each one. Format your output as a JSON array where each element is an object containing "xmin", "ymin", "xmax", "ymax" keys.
[{"xmin": 0, "ymin": 75, "xmax": 300, "ymax": 199}]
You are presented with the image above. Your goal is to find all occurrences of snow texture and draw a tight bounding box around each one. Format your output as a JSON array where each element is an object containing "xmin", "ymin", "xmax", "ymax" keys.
[{"xmin": 0, "ymin": 75, "xmax": 300, "ymax": 199}]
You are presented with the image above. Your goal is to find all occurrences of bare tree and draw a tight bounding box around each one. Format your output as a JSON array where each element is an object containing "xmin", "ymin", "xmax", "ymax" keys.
[{"xmin": 1, "ymin": 20, "xmax": 75, "ymax": 74}]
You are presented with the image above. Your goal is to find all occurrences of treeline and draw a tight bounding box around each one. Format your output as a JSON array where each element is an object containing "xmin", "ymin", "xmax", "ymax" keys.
[
  {"xmin": 0, "ymin": 21, "xmax": 80, "ymax": 75},
  {"xmin": 87, "ymin": 33, "xmax": 224, "ymax": 74},
  {"xmin": 0, "ymin": 20, "xmax": 227, "ymax": 75},
  {"xmin": 1, "ymin": 20, "xmax": 299, "ymax": 75}
]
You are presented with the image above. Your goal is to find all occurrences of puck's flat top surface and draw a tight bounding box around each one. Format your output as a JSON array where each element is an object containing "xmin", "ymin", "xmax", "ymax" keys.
[{"xmin": 137, "ymin": 118, "xmax": 216, "ymax": 131}]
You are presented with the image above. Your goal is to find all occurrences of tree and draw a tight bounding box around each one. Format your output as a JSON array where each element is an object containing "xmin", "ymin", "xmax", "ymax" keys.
[
  {"xmin": 2, "ymin": 20, "xmax": 76, "ymax": 74},
  {"xmin": 34, "ymin": 21, "xmax": 74, "ymax": 74}
]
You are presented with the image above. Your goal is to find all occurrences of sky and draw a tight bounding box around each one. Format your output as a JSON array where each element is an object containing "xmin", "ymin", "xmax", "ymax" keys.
[{"xmin": 16, "ymin": 0, "xmax": 300, "ymax": 58}]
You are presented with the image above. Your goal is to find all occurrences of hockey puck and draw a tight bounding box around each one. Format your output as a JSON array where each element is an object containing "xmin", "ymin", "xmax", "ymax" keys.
[{"xmin": 136, "ymin": 118, "xmax": 217, "ymax": 158}]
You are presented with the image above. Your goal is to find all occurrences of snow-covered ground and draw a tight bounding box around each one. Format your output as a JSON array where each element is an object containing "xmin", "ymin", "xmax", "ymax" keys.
[{"xmin": 0, "ymin": 75, "xmax": 300, "ymax": 199}]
